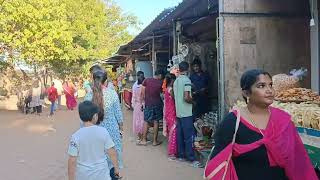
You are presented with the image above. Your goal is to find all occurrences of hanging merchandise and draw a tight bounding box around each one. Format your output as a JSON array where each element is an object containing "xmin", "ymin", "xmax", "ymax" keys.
[
  {"xmin": 190, "ymin": 43, "xmax": 202, "ymax": 56},
  {"xmin": 179, "ymin": 44, "xmax": 189, "ymax": 57}
]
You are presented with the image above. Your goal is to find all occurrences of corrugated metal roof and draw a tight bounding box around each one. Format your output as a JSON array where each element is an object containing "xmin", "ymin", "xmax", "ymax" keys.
[{"xmin": 110, "ymin": 0, "xmax": 219, "ymax": 59}]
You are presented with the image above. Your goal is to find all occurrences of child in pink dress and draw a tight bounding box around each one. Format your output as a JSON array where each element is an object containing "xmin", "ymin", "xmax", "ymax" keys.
[{"xmin": 163, "ymin": 73, "xmax": 177, "ymax": 159}]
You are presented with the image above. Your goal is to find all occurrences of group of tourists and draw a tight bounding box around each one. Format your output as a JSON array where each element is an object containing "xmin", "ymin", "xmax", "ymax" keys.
[
  {"xmin": 132, "ymin": 58, "xmax": 210, "ymax": 168},
  {"xmin": 66, "ymin": 61, "xmax": 319, "ymax": 180},
  {"xmin": 21, "ymin": 77, "xmax": 78, "ymax": 117}
]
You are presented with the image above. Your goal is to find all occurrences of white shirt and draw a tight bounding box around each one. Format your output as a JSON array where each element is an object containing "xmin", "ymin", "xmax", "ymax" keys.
[
  {"xmin": 53, "ymin": 79, "xmax": 63, "ymax": 95},
  {"xmin": 68, "ymin": 125, "xmax": 115, "ymax": 180}
]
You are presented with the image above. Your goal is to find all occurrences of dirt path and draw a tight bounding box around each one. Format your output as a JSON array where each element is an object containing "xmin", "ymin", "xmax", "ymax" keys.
[{"xmin": 0, "ymin": 105, "xmax": 203, "ymax": 180}]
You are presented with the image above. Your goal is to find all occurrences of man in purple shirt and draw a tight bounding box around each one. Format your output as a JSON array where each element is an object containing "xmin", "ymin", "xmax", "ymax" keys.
[{"xmin": 138, "ymin": 70, "xmax": 163, "ymax": 146}]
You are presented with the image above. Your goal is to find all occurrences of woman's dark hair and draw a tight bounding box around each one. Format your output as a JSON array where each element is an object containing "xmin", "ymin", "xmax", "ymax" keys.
[
  {"xmin": 89, "ymin": 64, "xmax": 102, "ymax": 74},
  {"xmin": 165, "ymin": 73, "xmax": 176, "ymax": 88},
  {"xmin": 192, "ymin": 58, "xmax": 202, "ymax": 66},
  {"xmin": 240, "ymin": 69, "xmax": 272, "ymax": 103},
  {"xmin": 92, "ymin": 70, "xmax": 108, "ymax": 124}
]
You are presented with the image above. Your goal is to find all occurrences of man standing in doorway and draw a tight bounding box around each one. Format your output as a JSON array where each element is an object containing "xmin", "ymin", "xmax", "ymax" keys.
[
  {"xmin": 138, "ymin": 70, "xmax": 163, "ymax": 146},
  {"xmin": 190, "ymin": 58, "xmax": 210, "ymax": 118},
  {"xmin": 173, "ymin": 61, "xmax": 201, "ymax": 168}
]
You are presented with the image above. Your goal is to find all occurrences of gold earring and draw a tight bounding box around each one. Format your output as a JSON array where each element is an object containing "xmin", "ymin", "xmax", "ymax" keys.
[{"xmin": 247, "ymin": 97, "xmax": 250, "ymax": 103}]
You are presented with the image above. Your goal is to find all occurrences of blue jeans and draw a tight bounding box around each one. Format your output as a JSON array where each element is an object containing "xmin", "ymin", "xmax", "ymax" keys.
[
  {"xmin": 50, "ymin": 101, "xmax": 55, "ymax": 115},
  {"xmin": 177, "ymin": 116, "xmax": 196, "ymax": 162}
]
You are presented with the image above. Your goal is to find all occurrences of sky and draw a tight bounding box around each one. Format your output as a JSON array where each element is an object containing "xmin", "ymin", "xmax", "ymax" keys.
[{"xmin": 115, "ymin": 0, "xmax": 182, "ymax": 34}]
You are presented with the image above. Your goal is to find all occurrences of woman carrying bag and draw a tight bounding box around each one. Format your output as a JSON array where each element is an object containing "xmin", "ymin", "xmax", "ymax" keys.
[{"xmin": 204, "ymin": 69, "xmax": 317, "ymax": 180}]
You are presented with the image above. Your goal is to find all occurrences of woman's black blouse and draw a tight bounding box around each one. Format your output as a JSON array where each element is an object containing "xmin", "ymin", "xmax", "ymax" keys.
[{"xmin": 210, "ymin": 112, "xmax": 288, "ymax": 180}]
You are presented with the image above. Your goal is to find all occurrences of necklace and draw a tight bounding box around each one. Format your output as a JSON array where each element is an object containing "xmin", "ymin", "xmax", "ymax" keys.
[{"xmin": 246, "ymin": 107, "xmax": 270, "ymax": 136}]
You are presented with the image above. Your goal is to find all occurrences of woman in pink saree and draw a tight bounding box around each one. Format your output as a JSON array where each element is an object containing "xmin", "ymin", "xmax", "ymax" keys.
[
  {"xmin": 163, "ymin": 74, "xmax": 177, "ymax": 159},
  {"xmin": 207, "ymin": 69, "xmax": 317, "ymax": 180},
  {"xmin": 63, "ymin": 80, "xmax": 77, "ymax": 110},
  {"xmin": 132, "ymin": 71, "xmax": 145, "ymax": 141}
]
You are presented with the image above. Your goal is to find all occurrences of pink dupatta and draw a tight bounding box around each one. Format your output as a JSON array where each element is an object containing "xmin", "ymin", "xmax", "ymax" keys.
[{"xmin": 232, "ymin": 107, "xmax": 317, "ymax": 180}]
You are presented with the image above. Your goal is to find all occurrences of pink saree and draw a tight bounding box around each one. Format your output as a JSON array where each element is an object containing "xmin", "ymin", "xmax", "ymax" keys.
[
  {"xmin": 164, "ymin": 88, "xmax": 177, "ymax": 156},
  {"xmin": 205, "ymin": 107, "xmax": 317, "ymax": 180},
  {"xmin": 63, "ymin": 84, "xmax": 77, "ymax": 110}
]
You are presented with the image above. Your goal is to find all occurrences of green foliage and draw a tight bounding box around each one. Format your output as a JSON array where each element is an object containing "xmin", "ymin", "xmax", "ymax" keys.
[{"xmin": 0, "ymin": 0, "xmax": 139, "ymax": 76}]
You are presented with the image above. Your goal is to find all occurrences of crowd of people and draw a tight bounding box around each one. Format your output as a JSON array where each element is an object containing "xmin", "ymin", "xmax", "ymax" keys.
[
  {"xmin": 132, "ymin": 59, "xmax": 210, "ymax": 168},
  {"xmin": 19, "ymin": 77, "xmax": 79, "ymax": 117},
  {"xmin": 65, "ymin": 61, "xmax": 319, "ymax": 180}
]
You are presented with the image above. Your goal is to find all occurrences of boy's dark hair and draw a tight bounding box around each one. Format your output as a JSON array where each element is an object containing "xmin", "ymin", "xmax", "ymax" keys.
[
  {"xmin": 179, "ymin": 61, "xmax": 189, "ymax": 72},
  {"xmin": 78, "ymin": 101, "xmax": 99, "ymax": 122}
]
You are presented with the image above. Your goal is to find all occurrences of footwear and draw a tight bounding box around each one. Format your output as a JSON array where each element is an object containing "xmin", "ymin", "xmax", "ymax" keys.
[
  {"xmin": 168, "ymin": 156, "xmax": 177, "ymax": 161},
  {"xmin": 177, "ymin": 158, "xmax": 186, "ymax": 162},
  {"xmin": 189, "ymin": 161, "xmax": 203, "ymax": 168},
  {"xmin": 152, "ymin": 141, "xmax": 162, "ymax": 146},
  {"xmin": 136, "ymin": 141, "xmax": 147, "ymax": 146}
]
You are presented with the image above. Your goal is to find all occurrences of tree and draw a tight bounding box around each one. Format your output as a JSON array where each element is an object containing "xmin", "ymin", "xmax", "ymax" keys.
[
  {"xmin": 0, "ymin": 0, "xmax": 73, "ymax": 65},
  {"xmin": 0, "ymin": 0, "xmax": 139, "ymax": 77}
]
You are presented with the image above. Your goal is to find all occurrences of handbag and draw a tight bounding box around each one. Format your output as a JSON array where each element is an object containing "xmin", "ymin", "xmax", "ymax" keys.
[{"xmin": 203, "ymin": 109, "xmax": 241, "ymax": 180}]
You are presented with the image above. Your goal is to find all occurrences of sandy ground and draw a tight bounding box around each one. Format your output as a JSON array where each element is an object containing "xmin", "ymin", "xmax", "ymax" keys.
[{"xmin": 0, "ymin": 103, "xmax": 203, "ymax": 180}]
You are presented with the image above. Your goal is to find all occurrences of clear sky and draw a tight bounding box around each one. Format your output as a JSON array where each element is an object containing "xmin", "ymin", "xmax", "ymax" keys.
[{"xmin": 115, "ymin": 0, "xmax": 182, "ymax": 34}]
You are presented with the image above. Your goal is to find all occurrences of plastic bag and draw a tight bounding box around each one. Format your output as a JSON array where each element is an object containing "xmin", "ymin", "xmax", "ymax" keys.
[{"xmin": 272, "ymin": 68, "xmax": 307, "ymax": 94}]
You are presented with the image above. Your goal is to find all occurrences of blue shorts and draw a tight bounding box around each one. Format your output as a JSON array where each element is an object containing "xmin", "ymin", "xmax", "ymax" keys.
[{"xmin": 144, "ymin": 104, "xmax": 163, "ymax": 123}]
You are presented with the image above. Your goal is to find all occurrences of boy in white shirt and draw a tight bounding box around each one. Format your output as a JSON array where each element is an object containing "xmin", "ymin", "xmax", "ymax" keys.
[{"xmin": 68, "ymin": 101, "xmax": 121, "ymax": 180}]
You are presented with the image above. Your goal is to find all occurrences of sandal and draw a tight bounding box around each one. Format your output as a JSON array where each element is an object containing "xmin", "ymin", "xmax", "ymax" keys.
[
  {"xmin": 136, "ymin": 141, "xmax": 147, "ymax": 146},
  {"xmin": 189, "ymin": 161, "xmax": 203, "ymax": 168},
  {"xmin": 152, "ymin": 141, "xmax": 162, "ymax": 146},
  {"xmin": 168, "ymin": 156, "xmax": 177, "ymax": 161}
]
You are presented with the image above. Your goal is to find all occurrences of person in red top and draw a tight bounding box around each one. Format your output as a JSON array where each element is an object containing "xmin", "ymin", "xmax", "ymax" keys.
[{"xmin": 47, "ymin": 82, "xmax": 58, "ymax": 116}]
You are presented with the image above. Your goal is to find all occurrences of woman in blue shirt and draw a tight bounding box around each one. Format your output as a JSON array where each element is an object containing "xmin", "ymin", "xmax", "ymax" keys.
[{"xmin": 84, "ymin": 69, "xmax": 124, "ymax": 180}]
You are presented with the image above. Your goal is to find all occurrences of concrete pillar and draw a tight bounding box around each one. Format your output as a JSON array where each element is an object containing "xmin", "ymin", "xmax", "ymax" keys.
[{"xmin": 311, "ymin": 0, "xmax": 319, "ymax": 92}]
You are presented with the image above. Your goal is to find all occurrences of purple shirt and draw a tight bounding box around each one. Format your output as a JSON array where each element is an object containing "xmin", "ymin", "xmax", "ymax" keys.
[{"xmin": 142, "ymin": 78, "xmax": 163, "ymax": 106}]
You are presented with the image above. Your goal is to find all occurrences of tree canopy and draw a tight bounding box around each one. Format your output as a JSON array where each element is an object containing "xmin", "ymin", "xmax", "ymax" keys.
[{"xmin": 0, "ymin": 0, "xmax": 139, "ymax": 76}]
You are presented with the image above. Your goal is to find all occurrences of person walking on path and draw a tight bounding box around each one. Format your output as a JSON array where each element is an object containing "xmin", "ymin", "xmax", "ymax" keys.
[
  {"xmin": 173, "ymin": 61, "xmax": 201, "ymax": 168},
  {"xmin": 131, "ymin": 71, "xmax": 145, "ymax": 142},
  {"xmin": 138, "ymin": 70, "xmax": 163, "ymax": 146},
  {"xmin": 30, "ymin": 79, "xmax": 43, "ymax": 115},
  {"xmin": 47, "ymin": 82, "xmax": 58, "ymax": 116},
  {"xmin": 68, "ymin": 101, "xmax": 121, "ymax": 180},
  {"xmin": 84, "ymin": 70, "xmax": 124, "ymax": 180},
  {"xmin": 53, "ymin": 79, "xmax": 63, "ymax": 110},
  {"xmin": 63, "ymin": 80, "xmax": 77, "ymax": 110},
  {"xmin": 163, "ymin": 73, "xmax": 177, "ymax": 160}
]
